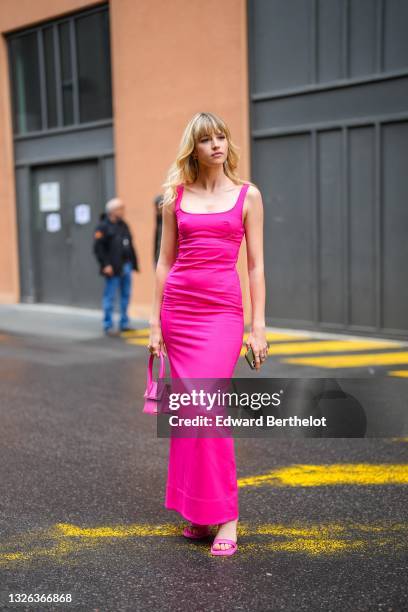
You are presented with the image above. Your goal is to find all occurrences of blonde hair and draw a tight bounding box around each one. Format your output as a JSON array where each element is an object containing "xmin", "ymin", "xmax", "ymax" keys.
[{"xmin": 161, "ymin": 112, "xmax": 250, "ymax": 209}]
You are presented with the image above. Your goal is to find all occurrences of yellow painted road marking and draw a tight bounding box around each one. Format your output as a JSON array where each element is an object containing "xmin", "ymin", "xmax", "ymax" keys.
[
  {"xmin": 130, "ymin": 337, "xmax": 408, "ymax": 360},
  {"xmin": 242, "ymin": 339, "xmax": 400, "ymax": 359},
  {"xmin": 0, "ymin": 520, "xmax": 406, "ymax": 566},
  {"xmin": 264, "ymin": 340, "xmax": 400, "ymax": 355},
  {"xmin": 121, "ymin": 329, "xmax": 149, "ymax": 337},
  {"xmin": 126, "ymin": 332, "xmax": 404, "ymax": 357},
  {"xmin": 244, "ymin": 332, "xmax": 309, "ymax": 342},
  {"xmin": 237, "ymin": 464, "xmax": 408, "ymax": 487},
  {"xmin": 57, "ymin": 523, "xmax": 180, "ymax": 537},
  {"xmin": 388, "ymin": 369, "xmax": 408, "ymax": 377},
  {"xmin": 283, "ymin": 351, "xmax": 408, "ymax": 368},
  {"xmin": 134, "ymin": 336, "xmax": 338, "ymax": 357},
  {"xmin": 122, "ymin": 328, "xmax": 402, "ymax": 346},
  {"xmin": 257, "ymin": 521, "xmax": 408, "ymax": 555},
  {"xmin": 127, "ymin": 338, "xmax": 152, "ymax": 346},
  {"xmin": 128, "ymin": 331, "xmax": 307, "ymax": 349}
]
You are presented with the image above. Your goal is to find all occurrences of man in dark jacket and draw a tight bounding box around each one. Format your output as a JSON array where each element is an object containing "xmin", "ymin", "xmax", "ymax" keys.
[{"xmin": 93, "ymin": 198, "xmax": 139, "ymax": 336}]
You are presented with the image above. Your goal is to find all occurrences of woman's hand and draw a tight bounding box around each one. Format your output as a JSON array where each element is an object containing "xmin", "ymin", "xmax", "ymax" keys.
[
  {"xmin": 102, "ymin": 264, "xmax": 114, "ymax": 276},
  {"xmin": 148, "ymin": 322, "xmax": 167, "ymax": 357},
  {"xmin": 245, "ymin": 326, "xmax": 268, "ymax": 371}
]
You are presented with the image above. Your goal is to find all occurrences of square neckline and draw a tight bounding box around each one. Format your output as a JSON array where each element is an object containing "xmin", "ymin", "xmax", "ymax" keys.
[{"xmin": 178, "ymin": 183, "xmax": 246, "ymax": 215}]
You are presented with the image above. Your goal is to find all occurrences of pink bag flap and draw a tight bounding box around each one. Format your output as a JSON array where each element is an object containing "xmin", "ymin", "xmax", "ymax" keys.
[{"xmin": 143, "ymin": 352, "xmax": 167, "ymax": 414}]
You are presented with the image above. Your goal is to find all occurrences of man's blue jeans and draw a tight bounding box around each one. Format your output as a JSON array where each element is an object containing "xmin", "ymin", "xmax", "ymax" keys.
[{"xmin": 102, "ymin": 261, "xmax": 132, "ymax": 331}]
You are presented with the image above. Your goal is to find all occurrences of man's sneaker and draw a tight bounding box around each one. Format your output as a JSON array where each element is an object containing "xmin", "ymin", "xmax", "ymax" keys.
[
  {"xmin": 120, "ymin": 326, "xmax": 136, "ymax": 333},
  {"xmin": 105, "ymin": 329, "xmax": 120, "ymax": 337}
]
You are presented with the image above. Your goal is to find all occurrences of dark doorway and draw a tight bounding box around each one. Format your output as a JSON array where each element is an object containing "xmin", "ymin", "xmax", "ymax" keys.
[{"xmin": 32, "ymin": 160, "xmax": 104, "ymax": 308}]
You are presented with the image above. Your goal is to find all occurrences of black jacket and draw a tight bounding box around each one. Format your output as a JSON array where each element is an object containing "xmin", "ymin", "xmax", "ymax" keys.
[{"xmin": 93, "ymin": 213, "xmax": 140, "ymax": 276}]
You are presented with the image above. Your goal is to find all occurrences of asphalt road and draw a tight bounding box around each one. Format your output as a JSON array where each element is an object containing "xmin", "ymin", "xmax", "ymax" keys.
[{"xmin": 0, "ymin": 324, "xmax": 407, "ymax": 612}]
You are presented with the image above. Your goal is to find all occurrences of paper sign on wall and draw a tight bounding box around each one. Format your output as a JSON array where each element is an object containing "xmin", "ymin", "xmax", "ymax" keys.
[
  {"xmin": 39, "ymin": 182, "xmax": 60, "ymax": 212},
  {"xmin": 74, "ymin": 203, "xmax": 91, "ymax": 225},
  {"xmin": 46, "ymin": 213, "xmax": 61, "ymax": 233}
]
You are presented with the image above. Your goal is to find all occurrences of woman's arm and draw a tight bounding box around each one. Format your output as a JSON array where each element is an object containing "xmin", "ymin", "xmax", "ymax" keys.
[
  {"xmin": 243, "ymin": 185, "xmax": 268, "ymax": 370},
  {"xmin": 148, "ymin": 197, "xmax": 178, "ymax": 356}
]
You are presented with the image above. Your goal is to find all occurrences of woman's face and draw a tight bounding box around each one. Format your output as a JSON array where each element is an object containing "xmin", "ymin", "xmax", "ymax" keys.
[{"xmin": 194, "ymin": 130, "xmax": 228, "ymax": 167}]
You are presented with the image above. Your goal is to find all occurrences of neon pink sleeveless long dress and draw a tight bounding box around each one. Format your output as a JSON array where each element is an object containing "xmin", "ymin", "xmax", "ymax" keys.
[{"xmin": 160, "ymin": 182, "xmax": 250, "ymax": 525}]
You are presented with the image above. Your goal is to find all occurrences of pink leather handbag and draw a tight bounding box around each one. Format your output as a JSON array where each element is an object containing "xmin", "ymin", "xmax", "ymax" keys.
[{"xmin": 143, "ymin": 351, "xmax": 167, "ymax": 414}]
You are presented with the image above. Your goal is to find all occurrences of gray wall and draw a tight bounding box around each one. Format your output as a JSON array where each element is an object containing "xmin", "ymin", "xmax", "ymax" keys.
[{"xmin": 248, "ymin": 0, "xmax": 408, "ymax": 338}]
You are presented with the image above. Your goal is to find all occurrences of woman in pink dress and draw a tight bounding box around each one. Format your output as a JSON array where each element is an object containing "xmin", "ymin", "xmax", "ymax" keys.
[{"xmin": 148, "ymin": 112, "xmax": 268, "ymax": 556}]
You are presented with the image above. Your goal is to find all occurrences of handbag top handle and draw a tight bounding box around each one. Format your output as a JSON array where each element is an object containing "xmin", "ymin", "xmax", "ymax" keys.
[{"xmin": 146, "ymin": 351, "xmax": 166, "ymax": 387}]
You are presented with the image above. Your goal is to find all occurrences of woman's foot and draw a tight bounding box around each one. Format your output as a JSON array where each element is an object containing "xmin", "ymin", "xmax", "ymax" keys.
[
  {"xmin": 212, "ymin": 519, "xmax": 238, "ymax": 551},
  {"xmin": 183, "ymin": 523, "xmax": 210, "ymax": 538},
  {"xmin": 188, "ymin": 523, "xmax": 209, "ymax": 536}
]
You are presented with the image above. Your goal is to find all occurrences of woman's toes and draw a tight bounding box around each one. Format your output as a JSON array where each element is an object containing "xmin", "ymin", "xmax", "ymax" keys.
[{"xmin": 213, "ymin": 542, "xmax": 232, "ymax": 550}]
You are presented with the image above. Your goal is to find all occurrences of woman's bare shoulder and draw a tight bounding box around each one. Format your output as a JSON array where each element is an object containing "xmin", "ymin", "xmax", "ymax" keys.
[
  {"xmin": 243, "ymin": 183, "xmax": 263, "ymax": 224},
  {"xmin": 246, "ymin": 182, "xmax": 262, "ymax": 200},
  {"xmin": 245, "ymin": 183, "xmax": 263, "ymax": 212}
]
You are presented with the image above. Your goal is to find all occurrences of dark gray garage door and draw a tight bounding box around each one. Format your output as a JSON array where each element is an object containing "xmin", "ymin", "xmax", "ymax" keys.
[
  {"xmin": 248, "ymin": 0, "xmax": 408, "ymax": 338},
  {"xmin": 32, "ymin": 160, "xmax": 104, "ymax": 308}
]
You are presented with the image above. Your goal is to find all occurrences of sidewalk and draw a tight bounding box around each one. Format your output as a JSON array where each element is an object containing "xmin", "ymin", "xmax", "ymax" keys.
[{"xmin": 0, "ymin": 303, "xmax": 149, "ymax": 341}]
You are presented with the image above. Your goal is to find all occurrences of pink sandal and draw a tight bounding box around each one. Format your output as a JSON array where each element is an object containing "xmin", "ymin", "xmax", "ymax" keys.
[
  {"xmin": 210, "ymin": 537, "xmax": 238, "ymax": 556},
  {"xmin": 183, "ymin": 524, "xmax": 211, "ymax": 539}
]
